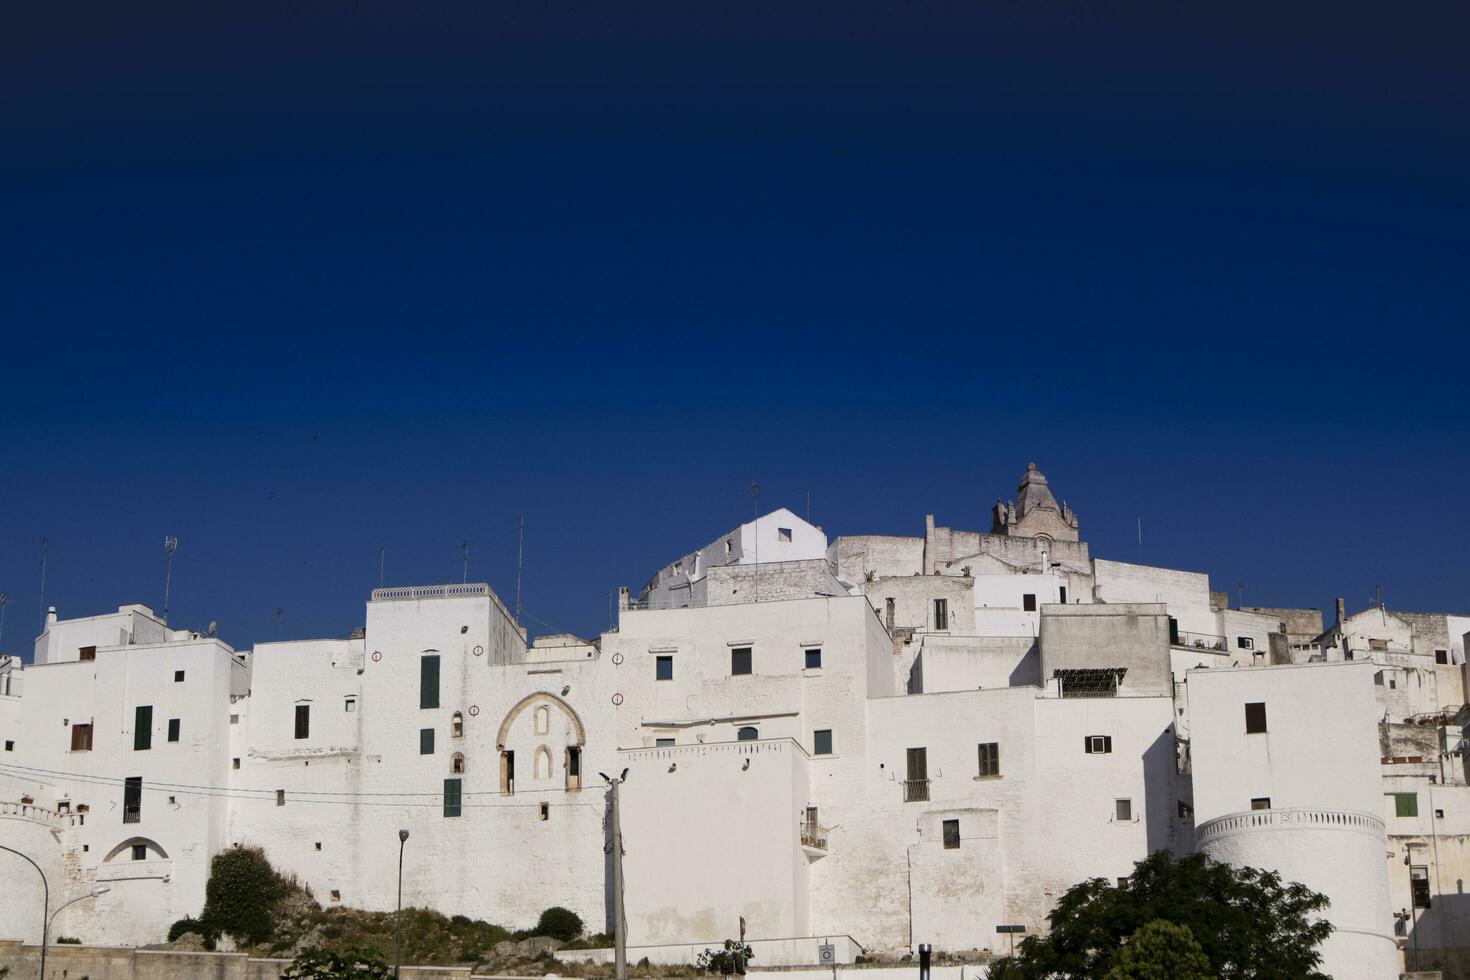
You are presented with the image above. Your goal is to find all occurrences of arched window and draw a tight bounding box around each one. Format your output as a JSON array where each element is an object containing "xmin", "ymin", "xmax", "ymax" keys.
[
  {"xmin": 451, "ymin": 712, "xmax": 464, "ymax": 739},
  {"xmin": 450, "ymin": 752, "xmax": 465, "ymax": 775},
  {"xmin": 737, "ymin": 727, "xmax": 759, "ymax": 742},
  {"xmin": 534, "ymin": 745, "xmax": 552, "ymax": 780},
  {"xmin": 533, "ymin": 705, "xmax": 550, "ymax": 736}
]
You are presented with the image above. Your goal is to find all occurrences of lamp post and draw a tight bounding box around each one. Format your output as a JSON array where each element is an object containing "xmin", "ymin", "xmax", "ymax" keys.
[
  {"xmin": 0, "ymin": 843, "xmax": 48, "ymax": 980},
  {"xmin": 395, "ymin": 829, "xmax": 409, "ymax": 980},
  {"xmin": 49, "ymin": 886, "xmax": 110, "ymax": 932}
]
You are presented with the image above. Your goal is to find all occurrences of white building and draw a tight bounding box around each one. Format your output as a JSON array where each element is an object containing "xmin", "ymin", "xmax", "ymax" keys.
[{"xmin": 2, "ymin": 464, "xmax": 1466, "ymax": 979}]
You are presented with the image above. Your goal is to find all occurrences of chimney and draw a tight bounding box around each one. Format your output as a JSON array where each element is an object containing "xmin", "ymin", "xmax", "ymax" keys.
[
  {"xmin": 1335, "ymin": 597, "xmax": 1345, "ymax": 627},
  {"xmin": 45, "ymin": 606, "xmax": 57, "ymax": 628},
  {"xmin": 617, "ymin": 586, "xmax": 630, "ymax": 612}
]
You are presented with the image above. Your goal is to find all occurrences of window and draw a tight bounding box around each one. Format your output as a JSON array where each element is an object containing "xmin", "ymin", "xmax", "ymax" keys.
[
  {"xmin": 134, "ymin": 705, "xmax": 153, "ymax": 750},
  {"xmin": 450, "ymin": 711, "xmax": 464, "ymax": 738},
  {"xmin": 1436, "ymin": 808, "xmax": 1446, "ymax": 819},
  {"xmin": 1059, "ymin": 586, "xmax": 1068, "ymax": 604},
  {"xmin": 1178, "ymin": 801, "xmax": 1193, "ymax": 820},
  {"xmin": 539, "ymin": 802, "xmax": 550, "ymax": 821},
  {"xmin": 567, "ymin": 745, "xmax": 581, "ymax": 780},
  {"xmin": 420, "ymin": 729, "xmax": 435, "ymax": 755},
  {"xmin": 420, "ymin": 655, "xmax": 441, "ymax": 709},
  {"xmin": 904, "ymin": 747, "xmax": 929, "ymax": 801},
  {"xmin": 232, "ymin": 758, "xmax": 240, "ymax": 770},
  {"xmin": 1437, "ymin": 649, "xmax": 1449, "ymax": 665},
  {"xmin": 132, "ymin": 844, "xmax": 147, "ymax": 861},
  {"xmin": 345, "ymin": 697, "xmax": 356, "ymax": 712},
  {"xmin": 174, "ymin": 670, "xmax": 185, "ymax": 682},
  {"xmin": 778, "ymin": 527, "xmax": 793, "ymax": 543},
  {"xmin": 1390, "ymin": 677, "xmax": 1397, "ymax": 689},
  {"xmin": 725, "ymin": 539, "xmax": 733, "ymax": 555},
  {"xmin": 1023, "ymin": 593, "xmax": 1037, "ymax": 612},
  {"xmin": 167, "ymin": 718, "xmax": 180, "ymax": 743},
  {"xmin": 655, "ymin": 655, "xmax": 674, "ymax": 681},
  {"xmin": 1390, "ymin": 792, "xmax": 1419, "ymax": 818},
  {"xmin": 655, "ymin": 738, "xmax": 676, "ymax": 747},
  {"xmin": 885, "ymin": 598, "xmax": 895, "ymax": 630},
  {"xmin": 4, "ymin": 740, "xmax": 13, "ymax": 751},
  {"xmin": 933, "ymin": 599, "xmax": 948, "ymax": 631},
  {"xmin": 230, "ymin": 714, "xmax": 239, "ymax": 725},
  {"xmin": 731, "ymin": 647, "xmax": 752, "ymax": 675},
  {"xmin": 942, "ymin": 819, "xmax": 961, "ymax": 849},
  {"xmin": 500, "ymin": 750, "xmax": 515, "ymax": 795},
  {"xmin": 123, "ymin": 777, "xmax": 142, "ymax": 823},
  {"xmin": 330, "ymin": 890, "xmax": 340, "ymax": 903},
  {"xmin": 276, "ymin": 789, "xmax": 286, "ymax": 806},
  {"xmin": 1244, "ymin": 702, "xmax": 1267, "ymax": 734},
  {"xmin": 1237, "ymin": 636, "xmax": 1254, "ymax": 650},
  {"xmin": 1085, "ymin": 735, "xmax": 1113, "ymax": 755},
  {"xmin": 294, "ymin": 704, "xmax": 310, "ymax": 740},
  {"xmin": 1411, "ymin": 866, "xmax": 1431, "ymax": 909},
  {"xmin": 1251, "ymin": 797, "xmax": 1271, "ymax": 810},
  {"xmin": 443, "ymin": 778, "xmax": 462, "ymax": 818},
  {"xmin": 1115, "ymin": 799, "xmax": 1133, "ymax": 822},
  {"xmin": 737, "ymin": 727, "xmax": 758, "ymax": 742},
  {"xmin": 70, "ymin": 723, "xmax": 93, "ymax": 752},
  {"xmin": 805, "ymin": 648, "xmax": 822, "ymax": 670},
  {"xmin": 977, "ymin": 742, "xmax": 1000, "ymax": 777},
  {"xmin": 451, "ymin": 752, "xmax": 465, "ymax": 775},
  {"xmin": 814, "ymin": 730, "xmax": 833, "ymax": 755},
  {"xmin": 79, "ymin": 645, "xmax": 97, "ymax": 662},
  {"xmin": 1116, "ymin": 878, "xmax": 1129, "ymax": 888}
]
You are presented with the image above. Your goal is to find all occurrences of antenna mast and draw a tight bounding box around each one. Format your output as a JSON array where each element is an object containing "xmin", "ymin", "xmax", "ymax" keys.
[
  {"xmin": 458, "ymin": 540, "xmax": 471, "ymax": 584},
  {"xmin": 510, "ymin": 515, "xmax": 525, "ymax": 623},
  {"xmin": 163, "ymin": 536, "xmax": 179, "ymax": 620},
  {"xmin": 0, "ymin": 593, "xmax": 8, "ymax": 648},
  {"xmin": 38, "ymin": 538, "xmax": 48, "ymax": 632},
  {"xmin": 378, "ymin": 546, "xmax": 385, "ymax": 589}
]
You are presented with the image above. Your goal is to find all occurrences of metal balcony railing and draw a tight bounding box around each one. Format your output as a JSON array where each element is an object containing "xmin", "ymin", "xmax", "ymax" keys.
[
  {"xmin": 902, "ymin": 779, "xmax": 930, "ymax": 803},
  {"xmin": 801, "ymin": 822, "xmax": 829, "ymax": 850},
  {"xmin": 1172, "ymin": 630, "xmax": 1227, "ymax": 652}
]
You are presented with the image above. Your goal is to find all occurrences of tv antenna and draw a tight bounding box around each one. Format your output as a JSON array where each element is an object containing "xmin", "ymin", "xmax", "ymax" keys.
[
  {"xmin": 274, "ymin": 608, "xmax": 286, "ymax": 637},
  {"xmin": 38, "ymin": 538, "xmax": 49, "ymax": 632},
  {"xmin": 378, "ymin": 546, "xmax": 385, "ymax": 589},
  {"xmin": 1236, "ymin": 581, "xmax": 1246, "ymax": 610},
  {"xmin": 509, "ymin": 515, "xmax": 525, "ymax": 623},
  {"xmin": 457, "ymin": 540, "xmax": 471, "ymax": 584},
  {"xmin": 163, "ymin": 536, "xmax": 179, "ymax": 620},
  {"xmin": 0, "ymin": 593, "xmax": 8, "ymax": 648}
]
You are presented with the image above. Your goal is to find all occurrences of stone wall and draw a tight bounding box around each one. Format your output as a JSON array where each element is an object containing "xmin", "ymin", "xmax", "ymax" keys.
[{"xmin": 0, "ymin": 942, "xmax": 471, "ymax": 980}]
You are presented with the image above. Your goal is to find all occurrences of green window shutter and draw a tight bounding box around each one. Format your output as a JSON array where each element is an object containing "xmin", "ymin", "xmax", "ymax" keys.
[
  {"xmin": 444, "ymin": 777, "xmax": 462, "ymax": 817},
  {"xmin": 1396, "ymin": 793, "xmax": 1419, "ymax": 818},
  {"xmin": 420, "ymin": 728, "xmax": 435, "ymax": 755},
  {"xmin": 134, "ymin": 706, "xmax": 153, "ymax": 751},
  {"xmin": 421, "ymin": 655, "xmax": 441, "ymax": 710}
]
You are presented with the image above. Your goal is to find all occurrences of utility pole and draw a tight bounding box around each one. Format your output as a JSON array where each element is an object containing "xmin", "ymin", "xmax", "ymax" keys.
[
  {"xmin": 38, "ymin": 538, "xmax": 48, "ymax": 632},
  {"xmin": 600, "ymin": 768, "xmax": 630, "ymax": 980},
  {"xmin": 510, "ymin": 515, "xmax": 525, "ymax": 623},
  {"xmin": 163, "ymin": 536, "xmax": 179, "ymax": 621}
]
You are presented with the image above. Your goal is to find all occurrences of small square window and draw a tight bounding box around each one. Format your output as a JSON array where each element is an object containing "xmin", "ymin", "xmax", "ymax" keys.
[
  {"xmin": 1115, "ymin": 799, "xmax": 1132, "ymax": 822},
  {"xmin": 1085, "ymin": 735, "xmax": 1112, "ymax": 754},
  {"xmin": 174, "ymin": 670, "xmax": 185, "ymax": 682},
  {"xmin": 3, "ymin": 740, "xmax": 11, "ymax": 751},
  {"xmin": 1390, "ymin": 678, "xmax": 1397, "ymax": 689},
  {"xmin": 1390, "ymin": 792, "xmax": 1419, "ymax": 818},
  {"xmin": 1177, "ymin": 801, "xmax": 1193, "ymax": 820},
  {"xmin": 330, "ymin": 890, "xmax": 341, "ymax": 903},
  {"xmin": 420, "ymin": 729, "xmax": 435, "ymax": 755},
  {"xmin": 814, "ymin": 730, "xmax": 833, "ymax": 755},
  {"xmin": 230, "ymin": 714, "xmax": 239, "ymax": 725},
  {"xmin": 655, "ymin": 738, "xmax": 675, "ymax": 747},
  {"xmin": 315, "ymin": 842, "xmax": 322, "ymax": 851},
  {"xmin": 132, "ymin": 844, "xmax": 148, "ymax": 861},
  {"xmin": 1022, "ymin": 593, "xmax": 1037, "ymax": 612},
  {"xmin": 1436, "ymin": 808, "xmax": 1446, "ymax": 819},
  {"xmin": 778, "ymin": 527, "xmax": 793, "ymax": 543},
  {"xmin": 1436, "ymin": 649, "xmax": 1449, "ymax": 665},
  {"xmin": 655, "ymin": 655, "xmax": 673, "ymax": 681},
  {"xmin": 1251, "ymin": 797, "xmax": 1271, "ymax": 810},
  {"xmin": 79, "ymin": 646, "xmax": 97, "ymax": 662},
  {"xmin": 1116, "ymin": 877, "xmax": 1129, "ymax": 888},
  {"xmin": 345, "ymin": 698, "xmax": 356, "ymax": 712},
  {"xmin": 1237, "ymin": 636, "xmax": 1254, "ymax": 650},
  {"xmin": 1244, "ymin": 702, "xmax": 1267, "ymax": 734},
  {"xmin": 232, "ymin": 757, "xmax": 240, "ymax": 769},
  {"xmin": 731, "ymin": 647, "xmax": 752, "ymax": 676},
  {"xmin": 942, "ymin": 818, "xmax": 960, "ymax": 849},
  {"xmin": 805, "ymin": 648, "xmax": 822, "ymax": 670}
]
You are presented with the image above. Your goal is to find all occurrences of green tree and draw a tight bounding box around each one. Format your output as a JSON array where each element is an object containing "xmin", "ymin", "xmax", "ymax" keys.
[
  {"xmin": 535, "ymin": 905, "xmax": 584, "ymax": 941},
  {"xmin": 282, "ymin": 947, "xmax": 391, "ymax": 980},
  {"xmin": 1101, "ymin": 920, "xmax": 1212, "ymax": 980},
  {"xmin": 696, "ymin": 939, "xmax": 754, "ymax": 976},
  {"xmin": 200, "ymin": 847, "xmax": 287, "ymax": 945},
  {"xmin": 987, "ymin": 851, "xmax": 1331, "ymax": 979}
]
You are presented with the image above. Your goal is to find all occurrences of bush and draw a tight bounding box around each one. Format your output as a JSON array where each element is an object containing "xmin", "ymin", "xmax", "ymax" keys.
[
  {"xmin": 535, "ymin": 906, "xmax": 584, "ymax": 942},
  {"xmin": 283, "ymin": 947, "xmax": 391, "ymax": 980},
  {"xmin": 696, "ymin": 940, "xmax": 753, "ymax": 976},
  {"xmin": 201, "ymin": 847, "xmax": 287, "ymax": 945},
  {"xmin": 1102, "ymin": 920, "xmax": 1212, "ymax": 980}
]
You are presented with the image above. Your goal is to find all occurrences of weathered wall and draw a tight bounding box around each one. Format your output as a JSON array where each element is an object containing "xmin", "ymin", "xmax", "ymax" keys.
[
  {"xmin": 0, "ymin": 942, "xmax": 471, "ymax": 980},
  {"xmin": 1037, "ymin": 604, "xmax": 1173, "ymax": 697}
]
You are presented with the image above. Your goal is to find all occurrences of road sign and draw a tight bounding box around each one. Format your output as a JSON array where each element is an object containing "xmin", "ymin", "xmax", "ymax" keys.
[
  {"xmin": 818, "ymin": 944, "xmax": 836, "ymax": 965},
  {"xmin": 995, "ymin": 925, "xmax": 1026, "ymax": 934}
]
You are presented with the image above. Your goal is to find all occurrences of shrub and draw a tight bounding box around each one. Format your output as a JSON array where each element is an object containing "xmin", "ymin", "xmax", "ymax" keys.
[
  {"xmin": 201, "ymin": 847, "xmax": 287, "ymax": 945},
  {"xmin": 283, "ymin": 947, "xmax": 391, "ymax": 980},
  {"xmin": 535, "ymin": 906, "xmax": 584, "ymax": 942},
  {"xmin": 696, "ymin": 940, "xmax": 753, "ymax": 976}
]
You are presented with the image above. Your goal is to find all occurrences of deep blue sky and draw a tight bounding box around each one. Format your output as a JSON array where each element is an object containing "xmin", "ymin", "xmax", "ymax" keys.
[{"xmin": 2, "ymin": 3, "xmax": 1467, "ymax": 657}]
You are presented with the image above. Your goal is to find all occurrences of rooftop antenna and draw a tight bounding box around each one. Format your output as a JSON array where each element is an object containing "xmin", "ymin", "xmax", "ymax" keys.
[
  {"xmin": 805, "ymin": 489, "xmax": 811, "ymax": 523},
  {"xmin": 457, "ymin": 540, "xmax": 471, "ymax": 584},
  {"xmin": 273, "ymin": 608, "xmax": 286, "ymax": 638},
  {"xmin": 163, "ymin": 536, "xmax": 179, "ymax": 621},
  {"xmin": 744, "ymin": 483, "xmax": 761, "ymax": 570},
  {"xmin": 38, "ymin": 538, "xmax": 48, "ymax": 633},
  {"xmin": 378, "ymin": 547, "xmax": 385, "ymax": 589},
  {"xmin": 510, "ymin": 515, "xmax": 525, "ymax": 623},
  {"xmin": 1237, "ymin": 581, "xmax": 1246, "ymax": 610},
  {"xmin": 1136, "ymin": 518, "xmax": 1142, "ymax": 564},
  {"xmin": 0, "ymin": 593, "xmax": 8, "ymax": 648}
]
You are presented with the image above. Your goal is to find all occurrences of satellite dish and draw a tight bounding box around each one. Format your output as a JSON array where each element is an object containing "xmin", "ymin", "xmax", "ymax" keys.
[{"xmin": 207, "ymin": 621, "xmax": 218, "ymax": 636}]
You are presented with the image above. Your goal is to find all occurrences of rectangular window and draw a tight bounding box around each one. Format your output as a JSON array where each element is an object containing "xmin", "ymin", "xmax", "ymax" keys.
[
  {"xmin": 167, "ymin": 718, "xmax": 180, "ymax": 743},
  {"xmin": 1391, "ymin": 792, "xmax": 1419, "ymax": 818},
  {"xmin": 977, "ymin": 742, "xmax": 1000, "ymax": 777},
  {"xmin": 230, "ymin": 714, "xmax": 239, "ymax": 725},
  {"xmin": 3, "ymin": 740, "xmax": 12, "ymax": 751},
  {"xmin": 276, "ymin": 789, "xmax": 286, "ymax": 806},
  {"xmin": 420, "ymin": 728, "xmax": 435, "ymax": 755},
  {"xmin": 539, "ymin": 802, "xmax": 550, "ymax": 821},
  {"xmin": 1411, "ymin": 866, "xmax": 1431, "ymax": 908},
  {"xmin": 1059, "ymin": 586, "xmax": 1068, "ymax": 604},
  {"xmin": 885, "ymin": 598, "xmax": 895, "ymax": 630},
  {"xmin": 814, "ymin": 729, "xmax": 833, "ymax": 755},
  {"xmin": 132, "ymin": 843, "xmax": 147, "ymax": 861},
  {"xmin": 1244, "ymin": 702, "xmax": 1267, "ymax": 734},
  {"xmin": 233, "ymin": 758, "xmax": 240, "ymax": 770},
  {"xmin": 345, "ymin": 697, "xmax": 356, "ymax": 712},
  {"xmin": 567, "ymin": 746, "xmax": 581, "ymax": 777},
  {"xmin": 123, "ymin": 776, "xmax": 142, "ymax": 823},
  {"xmin": 1237, "ymin": 636, "xmax": 1254, "ymax": 650},
  {"xmin": 1436, "ymin": 649, "xmax": 1449, "ymax": 665},
  {"xmin": 1085, "ymin": 735, "xmax": 1113, "ymax": 754},
  {"xmin": 1251, "ymin": 797, "xmax": 1271, "ymax": 810},
  {"xmin": 70, "ymin": 723, "xmax": 93, "ymax": 752},
  {"xmin": 655, "ymin": 738, "xmax": 675, "ymax": 747},
  {"xmin": 1022, "ymin": 593, "xmax": 1037, "ymax": 612},
  {"xmin": 1115, "ymin": 798, "xmax": 1132, "ymax": 822},
  {"xmin": 778, "ymin": 527, "xmax": 793, "ymax": 542},
  {"xmin": 906, "ymin": 747, "xmax": 928, "ymax": 781},
  {"xmin": 655, "ymin": 655, "xmax": 673, "ymax": 681},
  {"xmin": 933, "ymin": 598, "xmax": 948, "ymax": 631},
  {"xmin": 79, "ymin": 645, "xmax": 97, "ymax": 662},
  {"xmin": 294, "ymin": 704, "xmax": 310, "ymax": 740},
  {"xmin": 420, "ymin": 655, "xmax": 441, "ymax": 710},
  {"xmin": 805, "ymin": 648, "xmax": 822, "ymax": 670},
  {"xmin": 444, "ymin": 778, "xmax": 462, "ymax": 817},
  {"xmin": 134, "ymin": 705, "xmax": 153, "ymax": 751},
  {"xmin": 174, "ymin": 669, "xmax": 185, "ymax": 682},
  {"xmin": 731, "ymin": 647, "xmax": 752, "ymax": 676},
  {"xmin": 942, "ymin": 818, "xmax": 960, "ymax": 849}
]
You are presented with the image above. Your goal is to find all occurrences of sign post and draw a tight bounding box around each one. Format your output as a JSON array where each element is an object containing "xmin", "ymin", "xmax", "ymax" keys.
[{"xmin": 995, "ymin": 925, "xmax": 1026, "ymax": 959}]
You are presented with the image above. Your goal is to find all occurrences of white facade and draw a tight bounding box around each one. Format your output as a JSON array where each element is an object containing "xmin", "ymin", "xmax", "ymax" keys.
[{"xmin": 2, "ymin": 467, "xmax": 1465, "ymax": 975}]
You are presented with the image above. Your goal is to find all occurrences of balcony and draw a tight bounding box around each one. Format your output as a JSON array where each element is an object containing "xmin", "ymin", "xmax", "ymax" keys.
[
  {"xmin": 1172, "ymin": 630, "xmax": 1227, "ymax": 653},
  {"xmin": 801, "ymin": 821, "xmax": 830, "ymax": 859},
  {"xmin": 1195, "ymin": 807, "xmax": 1384, "ymax": 849},
  {"xmin": 903, "ymin": 779, "xmax": 930, "ymax": 803}
]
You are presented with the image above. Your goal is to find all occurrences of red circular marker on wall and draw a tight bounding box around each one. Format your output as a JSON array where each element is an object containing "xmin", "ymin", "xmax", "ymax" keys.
[
  {"xmin": 611, "ymin": 653, "xmax": 624, "ymax": 666},
  {"xmin": 473, "ymin": 645, "xmax": 484, "ymax": 657},
  {"xmin": 611, "ymin": 693, "xmax": 624, "ymax": 706},
  {"xmin": 468, "ymin": 705, "xmax": 480, "ymax": 716},
  {"xmin": 371, "ymin": 651, "xmax": 382, "ymax": 662}
]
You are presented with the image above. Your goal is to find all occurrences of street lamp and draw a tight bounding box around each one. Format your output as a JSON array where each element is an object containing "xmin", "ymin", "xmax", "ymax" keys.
[
  {"xmin": 50, "ymin": 886, "xmax": 111, "ymax": 931},
  {"xmin": 395, "ymin": 829, "xmax": 409, "ymax": 980},
  {"xmin": 0, "ymin": 843, "xmax": 48, "ymax": 980}
]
